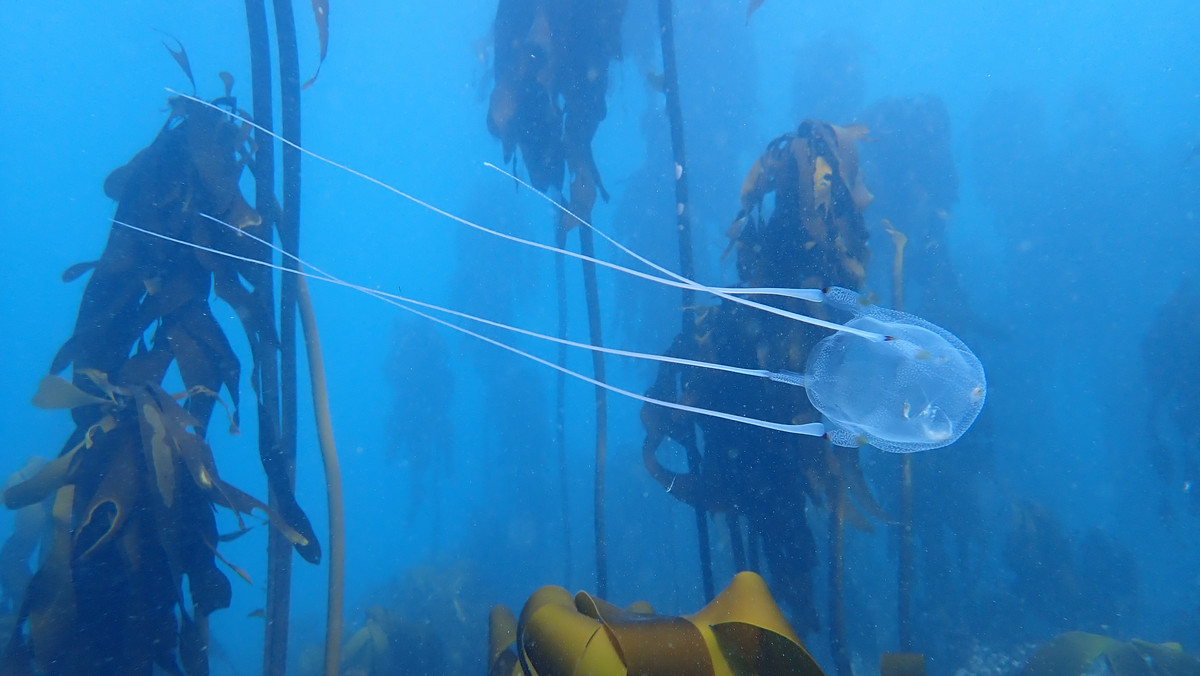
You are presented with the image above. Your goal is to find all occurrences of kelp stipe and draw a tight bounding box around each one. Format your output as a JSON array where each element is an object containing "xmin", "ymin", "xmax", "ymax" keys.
[
  {"xmin": 488, "ymin": 0, "xmax": 623, "ymax": 593},
  {"xmin": 242, "ymin": 0, "xmax": 341, "ymax": 671}
]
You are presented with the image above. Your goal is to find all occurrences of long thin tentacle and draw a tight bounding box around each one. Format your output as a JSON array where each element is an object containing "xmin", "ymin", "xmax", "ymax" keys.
[{"xmin": 165, "ymin": 89, "xmax": 886, "ymax": 343}]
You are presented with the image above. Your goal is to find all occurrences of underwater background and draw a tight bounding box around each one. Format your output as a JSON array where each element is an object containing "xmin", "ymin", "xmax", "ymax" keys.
[{"xmin": 1, "ymin": 0, "xmax": 1198, "ymax": 674}]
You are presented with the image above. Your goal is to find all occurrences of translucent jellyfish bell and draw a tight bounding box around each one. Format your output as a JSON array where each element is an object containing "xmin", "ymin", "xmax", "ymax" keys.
[{"xmin": 803, "ymin": 288, "xmax": 987, "ymax": 453}]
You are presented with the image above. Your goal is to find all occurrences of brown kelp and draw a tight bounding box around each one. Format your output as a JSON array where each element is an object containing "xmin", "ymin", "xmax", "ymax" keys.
[
  {"xmin": 0, "ymin": 459, "xmax": 50, "ymax": 619},
  {"xmin": 488, "ymin": 0, "xmax": 627, "ymax": 596},
  {"xmin": 654, "ymin": 0, "xmax": 715, "ymax": 602},
  {"xmin": 1022, "ymin": 632, "xmax": 1200, "ymax": 676},
  {"xmin": 641, "ymin": 121, "xmax": 886, "ymax": 656},
  {"xmin": 859, "ymin": 96, "xmax": 969, "ymax": 320},
  {"xmin": 1003, "ymin": 501, "xmax": 1139, "ymax": 636},
  {"xmin": 335, "ymin": 606, "xmax": 446, "ymax": 675},
  {"xmin": 489, "ymin": 571, "xmax": 824, "ymax": 676},
  {"xmin": 316, "ymin": 558, "xmax": 490, "ymax": 676},
  {"xmin": 295, "ymin": 274, "xmax": 346, "ymax": 676},
  {"xmin": 241, "ymin": 1, "xmax": 345, "ymax": 671},
  {"xmin": 1143, "ymin": 278, "xmax": 1200, "ymax": 516},
  {"xmin": 855, "ymin": 94, "xmax": 994, "ymax": 659},
  {"xmin": 1, "ymin": 93, "xmax": 318, "ymax": 676},
  {"xmin": 880, "ymin": 653, "xmax": 926, "ymax": 676},
  {"xmin": 884, "ymin": 219, "xmax": 916, "ymax": 650}
]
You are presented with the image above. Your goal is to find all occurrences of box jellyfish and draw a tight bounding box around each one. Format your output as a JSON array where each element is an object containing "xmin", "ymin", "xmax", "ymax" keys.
[{"xmin": 124, "ymin": 92, "xmax": 987, "ymax": 453}]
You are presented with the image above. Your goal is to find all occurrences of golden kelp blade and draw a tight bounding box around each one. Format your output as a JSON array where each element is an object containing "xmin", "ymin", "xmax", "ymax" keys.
[
  {"xmin": 136, "ymin": 394, "xmax": 178, "ymax": 508},
  {"xmin": 302, "ymin": 0, "xmax": 330, "ymax": 89},
  {"xmin": 160, "ymin": 33, "xmax": 196, "ymax": 94},
  {"xmin": 1022, "ymin": 632, "xmax": 1200, "ymax": 676},
  {"xmin": 24, "ymin": 485, "xmax": 80, "ymax": 675},
  {"xmin": 688, "ymin": 571, "xmax": 823, "ymax": 676},
  {"xmin": 575, "ymin": 591, "xmax": 712, "ymax": 675},
  {"xmin": 504, "ymin": 571, "xmax": 822, "ymax": 676},
  {"xmin": 488, "ymin": 605, "xmax": 519, "ymax": 676},
  {"xmin": 31, "ymin": 375, "xmax": 109, "ymax": 410},
  {"xmin": 880, "ymin": 653, "xmax": 926, "ymax": 676},
  {"xmin": 747, "ymin": 0, "xmax": 766, "ymax": 22},
  {"xmin": 210, "ymin": 545, "xmax": 254, "ymax": 586},
  {"xmin": 517, "ymin": 585, "xmax": 621, "ymax": 675}
]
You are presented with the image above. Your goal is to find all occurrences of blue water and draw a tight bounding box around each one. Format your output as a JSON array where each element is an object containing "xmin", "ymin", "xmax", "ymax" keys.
[{"xmin": 1, "ymin": 1, "xmax": 1198, "ymax": 674}]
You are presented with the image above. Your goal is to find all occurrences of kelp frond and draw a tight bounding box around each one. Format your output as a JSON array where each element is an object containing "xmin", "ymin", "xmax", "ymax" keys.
[{"xmin": 3, "ymin": 89, "xmax": 318, "ymax": 676}]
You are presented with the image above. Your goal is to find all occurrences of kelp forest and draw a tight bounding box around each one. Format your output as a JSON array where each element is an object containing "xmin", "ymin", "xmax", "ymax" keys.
[{"xmin": 1, "ymin": 1, "xmax": 1199, "ymax": 676}]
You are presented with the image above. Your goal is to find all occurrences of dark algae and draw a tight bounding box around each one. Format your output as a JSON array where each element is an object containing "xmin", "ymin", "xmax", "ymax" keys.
[
  {"xmin": 640, "ymin": 121, "xmax": 882, "ymax": 668},
  {"xmin": 1, "ymin": 93, "xmax": 316, "ymax": 675}
]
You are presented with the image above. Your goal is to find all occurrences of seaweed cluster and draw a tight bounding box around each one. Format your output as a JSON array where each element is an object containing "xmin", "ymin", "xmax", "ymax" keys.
[
  {"xmin": 1022, "ymin": 632, "xmax": 1200, "ymax": 676},
  {"xmin": 1003, "ymin": 501, "xmax": 1139, "ymax": 637},
  {"xmin": 487, "ymin": 0, "xmax": 626, "ymax": 219},
  {"xmin": 332, "ymin": 606, "xmax": 446, "ymax": 676},
  {"xmin": 640, "ymin": 121, "xmax": 883, "ymax": 636},
  {"xmin": 300, "ymin": 558, "xmax": 491, "ymax": 676},
  {"xmin": 1143, "ymin": 278, "xmax": 1200, "ymax": 516},
  {"xmin": 1, "ymin": 94, "xmax": 317, "ymax": 675}
]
